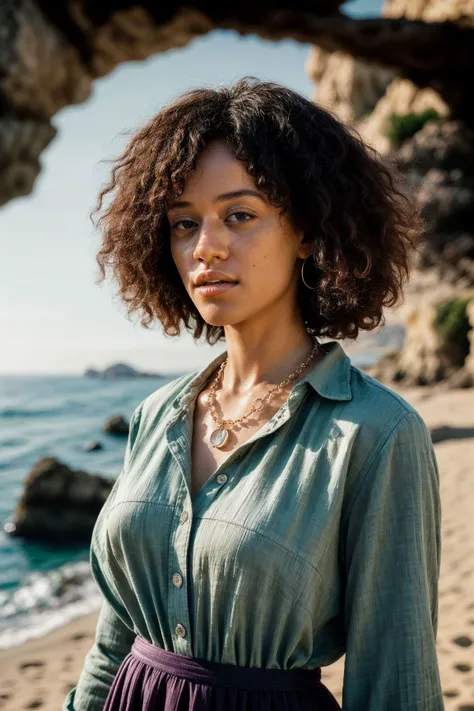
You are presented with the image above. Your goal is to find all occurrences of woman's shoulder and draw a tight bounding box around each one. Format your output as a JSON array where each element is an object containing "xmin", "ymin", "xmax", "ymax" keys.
[
  {"xmin": 347, "ymin": 362, "xmax": 426, "ymax": 433},
  {"xmin": 336, "ymin": 363, "xmax": 431, "ymax": 482},
  {"xmin": 308, "ymin": 339, "xmax": 426, "ymax": 440},
  {"xmin": 136, "ymin": 369, "xmax": 200, "ymax": 422}
]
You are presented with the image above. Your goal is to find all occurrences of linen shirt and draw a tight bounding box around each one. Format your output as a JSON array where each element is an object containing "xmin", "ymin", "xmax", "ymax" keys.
[{"xmin": 63, "ymin": 340, "xmax": 443, "ymax": 711}]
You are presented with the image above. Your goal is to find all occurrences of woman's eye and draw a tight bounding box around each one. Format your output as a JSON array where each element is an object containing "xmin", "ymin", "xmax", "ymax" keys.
[
  {"xmin": 171, "ymin": 219, "xmax": 195, "ymax": 231},
  {"xmin": 227, "ymin": 211, "xmax": 253, "ymax": 223},
  {"xmin": 171, "ymin": 211, "xmax": 254, "ymax": 232}
]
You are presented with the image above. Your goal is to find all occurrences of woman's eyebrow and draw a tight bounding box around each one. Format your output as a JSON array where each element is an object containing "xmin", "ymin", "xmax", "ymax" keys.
[{"xmin": 167, "ymin": 189, "xmax": 266, "ymax": 210}]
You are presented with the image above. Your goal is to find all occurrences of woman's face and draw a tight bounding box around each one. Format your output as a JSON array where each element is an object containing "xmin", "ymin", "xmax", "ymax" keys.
[{"xmin": 167, "ymin": 139, "xmax": 310, "ymax": 330}]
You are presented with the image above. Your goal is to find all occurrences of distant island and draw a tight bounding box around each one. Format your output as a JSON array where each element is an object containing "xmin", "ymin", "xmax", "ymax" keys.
[{"xmin": 83, "ymin": 362, "xmax": 182, "ymax": 379}]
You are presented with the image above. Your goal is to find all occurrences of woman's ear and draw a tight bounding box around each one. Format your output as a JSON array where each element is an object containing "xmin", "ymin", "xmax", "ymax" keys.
[{"xmin": 296, "ymin": 234, "xmax": 313, "ymax": 261}]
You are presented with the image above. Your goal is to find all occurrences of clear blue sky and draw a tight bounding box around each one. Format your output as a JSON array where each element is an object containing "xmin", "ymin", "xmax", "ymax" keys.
[{"xmin": 0, "ymin": 0, "xmax": 383, "ymax": 375}]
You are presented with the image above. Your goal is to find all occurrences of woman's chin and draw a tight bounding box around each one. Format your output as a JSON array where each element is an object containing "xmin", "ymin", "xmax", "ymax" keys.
[{"xmin": 198, "ymin": 308, "xmax": 242, "ymax": 328}]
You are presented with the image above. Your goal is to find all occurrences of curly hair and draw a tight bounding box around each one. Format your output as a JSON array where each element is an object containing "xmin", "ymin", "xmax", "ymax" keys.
[{"xmin": 93, "ymin": 76, "xmax": 424, "ymax": 345}]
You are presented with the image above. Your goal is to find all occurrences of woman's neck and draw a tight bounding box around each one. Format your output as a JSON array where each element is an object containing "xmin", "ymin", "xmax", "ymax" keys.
[{"xmin": 220, "ymin": 327, "xmax": 319, "ymax": 397}]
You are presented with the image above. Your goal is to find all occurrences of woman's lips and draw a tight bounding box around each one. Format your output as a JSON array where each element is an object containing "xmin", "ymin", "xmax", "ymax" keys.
[{"xmin": 195, "ymin": 282, "xmax": 238, "ymax": 296}]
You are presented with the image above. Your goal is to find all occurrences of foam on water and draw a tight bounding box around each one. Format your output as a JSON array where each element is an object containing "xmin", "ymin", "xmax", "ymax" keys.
[{"xmin": 0, "ymin": 560, "xmax": 102, "ymax": 649}]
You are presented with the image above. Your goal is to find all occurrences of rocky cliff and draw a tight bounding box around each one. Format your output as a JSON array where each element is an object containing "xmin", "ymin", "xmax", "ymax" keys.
[
  {"xmin": 2, "ymin": 1, "xmax": 473, "ymax": 206},
  {"xmin": 307, "ymin": 0, "xmax": 474, "ymax": 387}
]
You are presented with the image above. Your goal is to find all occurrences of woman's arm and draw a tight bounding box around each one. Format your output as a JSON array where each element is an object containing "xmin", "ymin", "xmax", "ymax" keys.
[
  {"xmin": 62, "ymin": 403, "xmax": 143, "ymax": 711},
  {"xmin": 340, "ymin": 410, "xmax": 443, "ymax": 710},
  {"xmin": 62, "ymin": 597, "xmax": 136, "ymax": 711}
]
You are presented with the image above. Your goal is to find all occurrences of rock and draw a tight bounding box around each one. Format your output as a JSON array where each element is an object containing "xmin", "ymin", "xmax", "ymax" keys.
[
  {"xmin": 103, "ymin": 363, "xmax": 138, "ymax": 378},
  {"xmin": 369, "ymin": 293, "xmax": 474, "ymax": 386},
  {"xmin": 392, "ymin": 120, "xmax": 474, "ymax": 291},
  {"xmin": 464, "ymin": 297, "xmax": 474, "ymax": 378},
  {"xmin": 304, "ymin": 1, "xmax": 474, "ymax": 386},
  {"xmin": 395, "ymin": 120, "xmax": 474, "ymax": 175},
  {"xmin": 3, "ymin": 2, "xmax": 474, "ymax": 205},
  {"xmin": 84, "ymin": 368, "xmax": 100, "ymax": 378},
  {"xmin": 306, "ymin": 0, "xmax": 474, "ymax": 298},
  {"xmin": 83, "ymin": 362, "xmax": 163, "ymax": 378},
  {"xmin": 305, "ymin": 0, "xmax": 453, "ymax": 155},
  {"xmin": 4, "ymin": 457, "xmax": 114, "ymax": 542},
  {"xmin": 83, "ymin": 441, "xmax": 103, "ymax": 452},
  {"xmin": 445, "ymin": 368, "xmax": 474, "ymax": 389},
  {"xmin": 306, "ymin": 45, "xmax": 396, "ymax": 126},
  {"xmin": 103, "ymin": 415, "xmax": 129, "ymax": 436}
]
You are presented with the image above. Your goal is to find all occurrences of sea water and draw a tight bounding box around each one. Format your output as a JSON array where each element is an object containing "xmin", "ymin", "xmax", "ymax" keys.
[{"xmin": 0, "ymin": 373, "xmax": 172, "ymax": 648}]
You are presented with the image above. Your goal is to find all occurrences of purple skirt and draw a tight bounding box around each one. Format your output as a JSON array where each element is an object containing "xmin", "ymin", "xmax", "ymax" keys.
[{"xmin": 103, "ymin": 635, "xmax": 341, "ymax": 710}]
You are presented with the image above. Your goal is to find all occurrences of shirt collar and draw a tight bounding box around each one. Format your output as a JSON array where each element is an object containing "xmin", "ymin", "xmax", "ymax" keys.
[
  {"xmin": 301, "ymin": 340, "xmax": 353, "ymax": 401},
  {"xmin": 176, "ymin": 339, "xmax": 352, "ymax": 409}
]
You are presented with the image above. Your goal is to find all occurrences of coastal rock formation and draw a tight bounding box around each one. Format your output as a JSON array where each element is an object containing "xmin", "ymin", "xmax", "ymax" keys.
[
  {"xmin": 362, "ymin": 118, "xmax": 474, "ymax": 386},
  {"xmin": 306, "ymin": 1, "xmax": 474, "ymax": 386},
  {"xmin": 368, "ymin": 292, "xmax": 474, "ymax": 386},
  {"xmin": 4, "ymin": 457, "xmax": 113, "ymax": 542},
  {"xmin": 304, "ymin": 46, "xmax": 396, "ymax": 126},
  {"xmin": 83, "ymin": 363, "xmax": 163, "ymax": 378},
  {"xmin": 465, "ymin": 298, "xmax": 474, "ymax": 379},
  {"xmin": 395, "ymin": 120, "xmax": 474, "ymax": 286},
  {"xmin": 2, "ymin": 1, "xmax": 474, "ymax": 206},
  {"xmin": 103, "ymin": 363, "xmax": 139, "ymax": 378},
  {"xmin": 83, "ymin": 368, "xmax": 100, "ymax": 378},
  {"xmin": 453, "ymin": 296, "xmax": 474, "ymax": 387},
  {"xmin": 306, "ymin": 0, "xmax": 467, "ymax": 154}
]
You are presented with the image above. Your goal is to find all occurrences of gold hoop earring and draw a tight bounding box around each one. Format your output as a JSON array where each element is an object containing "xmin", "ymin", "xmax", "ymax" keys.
[{"xmin": 301, "ymin": 257, "xmax": 316, "ymax": 290}]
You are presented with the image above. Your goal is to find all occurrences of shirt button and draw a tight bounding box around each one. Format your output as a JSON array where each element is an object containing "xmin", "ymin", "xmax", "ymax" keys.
[
  {"xmin": 216, "ymin": 474, "xmax": 227, "ymax": 484},
  {"xmin": 172, "ymin": 572, "xmax": 183, "ymax": 587},
  {"xmin": 180, "ymin": 510, "xmax": 189, "ymax": 524},
  {"xmin": 176, "ymin": 623, "xmax": 186, "ymax": 637}
]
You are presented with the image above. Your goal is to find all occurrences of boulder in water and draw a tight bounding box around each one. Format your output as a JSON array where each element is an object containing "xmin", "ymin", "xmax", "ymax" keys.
[
  {"xmin": 4, "ymin": 457, "xmax": 114, "ymax": 542},
  {"xmin": 103, "ymin": 415, "xmax": 129, "ymax": 436},
  {"xmin": 84, "ymin": 441, "xmax": 103, "ymax": 451}
]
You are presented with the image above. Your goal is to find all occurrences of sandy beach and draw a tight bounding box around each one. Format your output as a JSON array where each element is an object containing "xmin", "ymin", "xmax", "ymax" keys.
[{"xmin": 1, "ymin": 377, "xmax": 473, "ymax": 711}]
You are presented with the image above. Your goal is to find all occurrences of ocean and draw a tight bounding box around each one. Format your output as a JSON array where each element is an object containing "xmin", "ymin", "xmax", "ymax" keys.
[
  {"xmin": 0, "ymin": 374, "xmax": 171, "ymax": 648},
  {"xmin": 0, "ymin": 349, "xmax": 381, "ymax": 649}
]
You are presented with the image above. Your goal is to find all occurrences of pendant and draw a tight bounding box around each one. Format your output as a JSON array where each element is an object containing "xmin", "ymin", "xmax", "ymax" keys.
[{"xmin": 210, "ymin": 427, "xmax": 229, "ymax": 449}]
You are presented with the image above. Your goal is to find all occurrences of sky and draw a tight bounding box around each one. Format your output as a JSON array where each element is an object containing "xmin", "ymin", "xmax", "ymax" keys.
[{"xmin": 0, "ymin": 0, "xmax": 383, "ymax": 375}]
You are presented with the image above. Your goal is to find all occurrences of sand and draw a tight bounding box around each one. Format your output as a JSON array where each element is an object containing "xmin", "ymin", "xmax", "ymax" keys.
[{"xmin": 1, "ymin": 379, "xmax": 473, "ymax": 710}]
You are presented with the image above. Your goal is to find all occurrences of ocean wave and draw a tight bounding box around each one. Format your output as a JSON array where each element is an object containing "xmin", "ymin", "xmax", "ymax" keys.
[
  {"xmin": 0, "ymin": 408, "xmax": 64, "ymax": 419},
  {"xmin": 0, "ymin": 560, "xmax": 102, "ymax": 649}
]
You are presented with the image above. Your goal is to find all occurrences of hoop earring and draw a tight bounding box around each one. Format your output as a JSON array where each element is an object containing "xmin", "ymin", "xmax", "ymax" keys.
[{"xmin": 301, "ymin": 257, "xmax": 316, "ymax": 290}]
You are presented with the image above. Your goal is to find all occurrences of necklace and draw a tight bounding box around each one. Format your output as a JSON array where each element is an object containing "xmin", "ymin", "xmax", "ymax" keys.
[{"xmin": 205, "ymin": 338, "xmax": 325, "ymax": 449}]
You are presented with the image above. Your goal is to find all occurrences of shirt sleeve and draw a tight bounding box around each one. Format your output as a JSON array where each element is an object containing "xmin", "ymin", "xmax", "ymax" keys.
[
  {"xmin": 62, "ymin": 403, "xmax": 143, "ymax": 711},
  {"xmin": 339, "ymin": 410, "xmax": 443, "ymax": 711},
  {"xmin": 61, "ymin": 597, "xmax": 136, "ymax": 711}
]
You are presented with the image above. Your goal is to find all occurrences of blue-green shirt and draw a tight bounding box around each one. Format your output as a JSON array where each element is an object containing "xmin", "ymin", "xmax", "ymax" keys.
[{"xmin": 63, "ymin": 340, "xmax": 443, "ymax": 710}]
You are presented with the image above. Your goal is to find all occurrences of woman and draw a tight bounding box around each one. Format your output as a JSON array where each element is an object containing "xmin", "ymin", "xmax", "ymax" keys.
[{"xmin": 63, "ymin": 77, "xmax": 443, "ymax": 710}]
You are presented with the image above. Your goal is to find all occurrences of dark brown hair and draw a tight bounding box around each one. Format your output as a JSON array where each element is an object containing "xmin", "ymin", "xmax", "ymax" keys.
[{"xmin": 93, "ymin": 76, "xmax": 423, "ymax": 344}]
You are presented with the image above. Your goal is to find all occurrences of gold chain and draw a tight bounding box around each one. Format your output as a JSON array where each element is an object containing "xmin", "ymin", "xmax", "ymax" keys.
[{"xmin": 206, "ymin": 338, "xmax": 325, "ymax": 430}]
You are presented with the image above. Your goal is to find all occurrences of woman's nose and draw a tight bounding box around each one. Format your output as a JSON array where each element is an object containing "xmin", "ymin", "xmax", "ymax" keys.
[{"xmin": 193, "ymin": 219, "xmax": 228, "ymax": 262}]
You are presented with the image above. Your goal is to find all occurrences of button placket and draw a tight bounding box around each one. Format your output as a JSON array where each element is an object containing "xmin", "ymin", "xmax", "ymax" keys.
[
  {"xmin": 200, "ymin": 409, "xmax": 293, "ymax": 502},
  {"xmin": 166, "ymin": 416, "xmax": 194, "ymax": 654},
  {"xmin": 164, "ymin": 380, "xmax": 304, "ymax": 655},
  {"xmin": 170, "ymin": 498, "xmax": 193, "ymax": 653}
]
